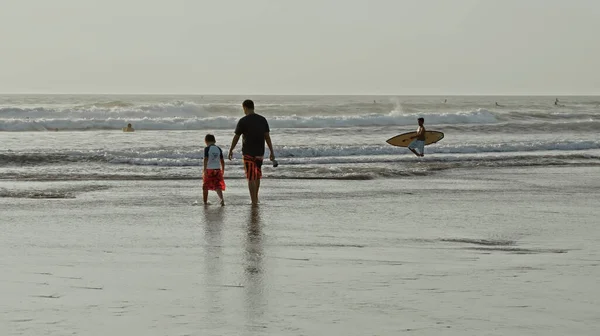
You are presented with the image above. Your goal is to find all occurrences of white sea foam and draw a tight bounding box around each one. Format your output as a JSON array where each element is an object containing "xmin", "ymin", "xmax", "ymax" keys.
[
  {"xmin": 0, "ymin": 109, "xmax": 498, "ymax": 131},
  {"xmin": 110, "ymin": 141, "xmax": 600, "ymax": 166},
  {"xmin": 3, "ymin": 140, "xmax": 600, "ymax": 168}
]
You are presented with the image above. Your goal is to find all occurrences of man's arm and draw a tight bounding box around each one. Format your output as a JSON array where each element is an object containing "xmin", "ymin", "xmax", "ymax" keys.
[
  {"xmin": 265, "ymin": 132, "xmax": 275, "ymax": 161},
  {"xmin": 228, "ymin": 134, "xmax": 241, "ymax": 160}
]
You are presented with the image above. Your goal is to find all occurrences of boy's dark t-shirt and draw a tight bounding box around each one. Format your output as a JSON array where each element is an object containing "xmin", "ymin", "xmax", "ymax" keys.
[{"xmin": 234, "ymin": 113, "xmax": 270, "ymax": 157}]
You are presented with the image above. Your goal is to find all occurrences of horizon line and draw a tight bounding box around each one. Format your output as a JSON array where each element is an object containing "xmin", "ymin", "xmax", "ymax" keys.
[{"xmin": 0, "ymin": 92, "xmax": 598, "ymax": 97}]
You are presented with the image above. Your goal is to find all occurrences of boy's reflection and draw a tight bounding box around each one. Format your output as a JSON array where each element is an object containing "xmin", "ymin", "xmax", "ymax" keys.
[{"xmin": 203, "ymin": 207, "xmax": 224, "ymax": 320}]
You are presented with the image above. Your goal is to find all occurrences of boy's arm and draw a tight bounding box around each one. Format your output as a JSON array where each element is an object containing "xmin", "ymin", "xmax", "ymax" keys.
[
  {"xmin": 220, "ymin": 148, "xmax": 225, "ymax": 172},
  {"xmin": 203, "ymin": 146, "xmax": 209, "ymax": 173},
  {"xmin": 265, "ymin": 132, "xmax": 275, "ymax": 161}
]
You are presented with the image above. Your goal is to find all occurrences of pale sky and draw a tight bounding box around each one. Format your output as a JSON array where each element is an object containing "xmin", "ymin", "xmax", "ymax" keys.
[{"xmin": 0, "ymin": 0, "xmax": 598, "ymax": 95}]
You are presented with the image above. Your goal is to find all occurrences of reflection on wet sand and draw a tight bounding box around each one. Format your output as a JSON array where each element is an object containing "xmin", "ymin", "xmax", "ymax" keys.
[
  {"xmin": 244, "ymin": 206, "xmax": 266, "ymax": 330},
  {"xmin": 203, "ymin": 206, "xmax": 225, "ymax": 319}
]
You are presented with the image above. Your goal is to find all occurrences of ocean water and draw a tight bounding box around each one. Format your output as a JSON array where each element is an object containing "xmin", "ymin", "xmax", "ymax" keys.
[{"xmin": 1, "ymin": 95, "xmax": 599, "ymax": 183}]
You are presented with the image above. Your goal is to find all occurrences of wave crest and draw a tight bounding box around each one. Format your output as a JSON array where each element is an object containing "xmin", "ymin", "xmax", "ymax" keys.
[{"xmin": 0, "ymin": 109, "xmax": 498, "ymax": 131}]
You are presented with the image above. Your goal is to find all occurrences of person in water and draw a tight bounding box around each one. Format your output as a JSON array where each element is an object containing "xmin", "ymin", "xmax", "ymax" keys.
[
  {"xmin": 203, "ymin": 134, "xmax": 226, "ymax": 206},
  {"xmin": 555, "ymin": 98, "xmax": 559, "ymax": 106},
  {"xmin": 408, "ymin": 118, "xmax": 426, "ymax": 157},
  {"xmin": 123, "ymin": 123, "xmax": 134, "ymax": 132},
  {"xmin": 228, "ymin": 100, "xmax": 276, "ymax": 206}
]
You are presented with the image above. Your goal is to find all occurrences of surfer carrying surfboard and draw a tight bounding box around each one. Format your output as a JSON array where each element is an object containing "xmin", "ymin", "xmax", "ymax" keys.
[{"xmin": 408, "ymin": 118, "xmax": 426, "ymax": 157}]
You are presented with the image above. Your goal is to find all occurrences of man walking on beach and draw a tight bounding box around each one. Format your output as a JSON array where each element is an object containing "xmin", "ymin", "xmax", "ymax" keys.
[{"xmin": 228, "ymin": 100, "xmax": 275, "ymax": 206}]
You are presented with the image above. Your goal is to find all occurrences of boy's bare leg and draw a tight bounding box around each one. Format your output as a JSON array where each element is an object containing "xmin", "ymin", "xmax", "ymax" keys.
[
  {"xmin": 216, "ymin": 190, "xmax": 224, "ymax": 206},
  {"xmin": 203, "ymin": 189, "xmax": 209, "ymax": 204},
  {"xmin": 409, "ymin": 148, "xmax": 420, "ymax": 157}
]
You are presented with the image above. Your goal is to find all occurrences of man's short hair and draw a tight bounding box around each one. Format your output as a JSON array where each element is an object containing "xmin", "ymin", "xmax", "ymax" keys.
[
  {"xmin": 242, "ymin": 99, "xmax": 254, "ymax": 110},
  {"xmin": 418, "ymin": 117, "xmax": 424, "ymax": 122},
  {"xmin": 205, "ymin": 134, "xmax": 216, "ymax": 142}
]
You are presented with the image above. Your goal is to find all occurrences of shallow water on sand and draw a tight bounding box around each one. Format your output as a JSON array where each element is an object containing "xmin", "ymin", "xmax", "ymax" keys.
[{"xmin": 1, "ymin": 166, "xmax": 599, "ymax": 335}]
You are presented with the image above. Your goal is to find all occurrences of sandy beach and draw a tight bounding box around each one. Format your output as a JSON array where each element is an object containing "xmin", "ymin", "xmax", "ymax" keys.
[{"xmin": 2, "ymin": 166, "xmax": 599, "ymax": 335}]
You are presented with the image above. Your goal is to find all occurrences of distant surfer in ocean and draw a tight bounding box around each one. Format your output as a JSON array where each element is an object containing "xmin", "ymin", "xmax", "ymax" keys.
[
  {"xmin": 495, "ymin": 102, "xmax": 501, "ymax": 107},
  {"xmin": 123, "ymin": 123, "xmax": 134, "ymax": 132},
  {"xmin": 229, "ymin": 100, "xmax": 276, "ymax": 206},
  {"xmin": 554, "ymin": 98, "xmax": 564, "ymax": 107},
  {"xmin": 408, "ymin": 118, "xmax": 426, "ymax": 157}
]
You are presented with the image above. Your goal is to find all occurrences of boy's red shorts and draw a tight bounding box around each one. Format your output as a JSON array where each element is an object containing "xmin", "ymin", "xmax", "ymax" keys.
[{"xmin": 203, "ymin": 169, "xmax": 226, "ymax": 191}]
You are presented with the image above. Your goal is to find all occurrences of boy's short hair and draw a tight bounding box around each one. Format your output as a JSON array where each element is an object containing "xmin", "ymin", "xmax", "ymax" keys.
[
  {"xmin": 418, "ymin": 117, "xmax": 424, "ymax": 122},
  {"xmin": 205, "ymin": 134, "xmax": 216, "ymax": 143},
  {"xmin": 242, "ymin": 99, "xmax": 254, "ymax": 110}
]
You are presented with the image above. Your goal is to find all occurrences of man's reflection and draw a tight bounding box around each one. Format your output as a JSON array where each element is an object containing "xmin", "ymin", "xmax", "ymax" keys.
[{"xmin": 244, "ymin": 206, "xmax": 266, "ymax": 328}]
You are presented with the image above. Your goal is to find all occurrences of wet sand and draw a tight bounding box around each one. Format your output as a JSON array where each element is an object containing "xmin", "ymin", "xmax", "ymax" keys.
[{"xmin": 1, "ymin": 166, "xmax": 600, "ymax": 335}]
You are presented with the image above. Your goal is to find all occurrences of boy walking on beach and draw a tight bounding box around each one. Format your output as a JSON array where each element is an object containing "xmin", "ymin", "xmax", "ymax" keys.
[
  {"xmin": 203, "ymin": 134, "xmax": 226, "ymax": 206},
  {"xmin": 408, "ymin": 118, "xmax": 426, "ymax": 157}
]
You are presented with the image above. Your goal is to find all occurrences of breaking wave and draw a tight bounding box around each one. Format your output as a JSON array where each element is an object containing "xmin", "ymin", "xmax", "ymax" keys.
[
  {"xmin": 0, "ymin": 140, "xmax": 600, "ymax": 166},
  {"xmin": 0, "ymin": 109, "xmax": 498, "ymax": 131}
]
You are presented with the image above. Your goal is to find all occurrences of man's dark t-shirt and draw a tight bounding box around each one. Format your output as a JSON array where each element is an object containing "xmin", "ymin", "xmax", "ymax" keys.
[{"xmin": 234, "ymin": 113, "xmax": 270, "ymax": 157}]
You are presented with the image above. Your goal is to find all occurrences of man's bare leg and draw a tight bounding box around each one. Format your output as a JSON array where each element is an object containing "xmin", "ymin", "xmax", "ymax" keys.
[
  {"xmin": 409, "ymin": 148, "xmax": 420, "ymax": 157},
  {"xmin": 255, "ymin": 179, "xmax": 261, "ymax": 204},
  {"xmin": 247, "ymin": 181, "xmax": 253, "ymax": 203},
  {"xmin": 248, "ymin": 180, "xmax": 258, "ymax": 205}
]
